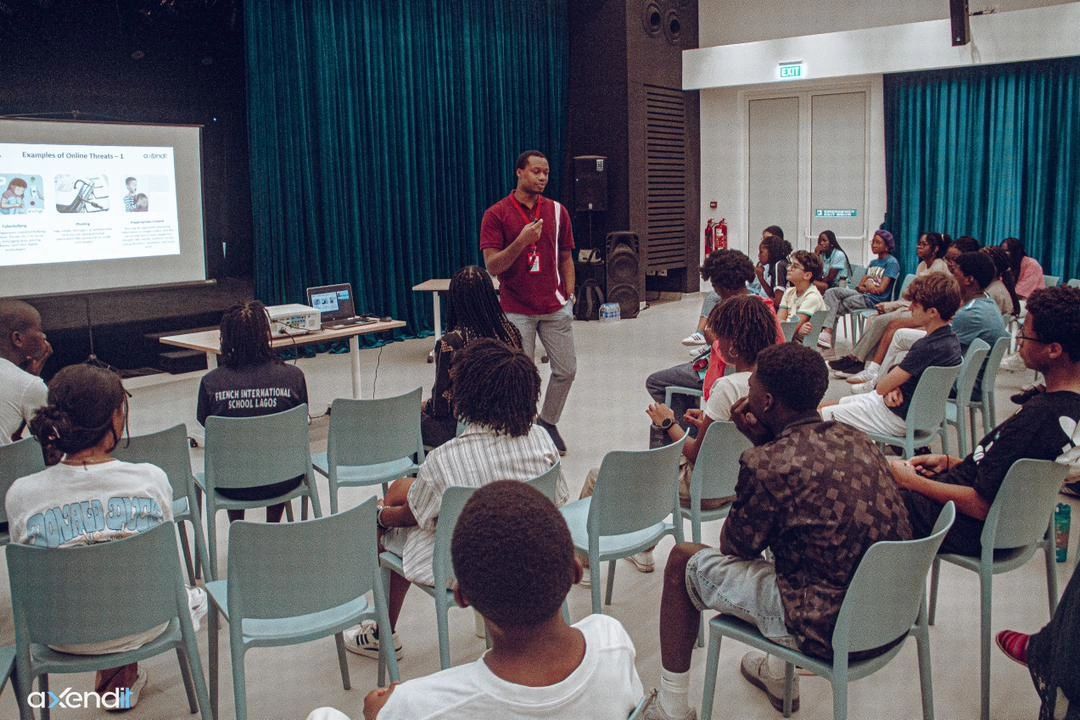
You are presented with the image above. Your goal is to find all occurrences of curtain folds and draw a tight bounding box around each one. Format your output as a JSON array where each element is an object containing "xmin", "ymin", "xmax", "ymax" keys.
[
  {"xmin": 884, "ymin": 57, "xmax": 1080, "ymax": 280},
  {"xmin": 245, "ymin": 0, "xmax": 568, "ymax": 330}
]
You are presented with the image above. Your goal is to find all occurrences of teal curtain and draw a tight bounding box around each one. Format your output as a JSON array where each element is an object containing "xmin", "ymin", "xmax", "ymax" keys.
[
  {"xmin": 884, "ymin": 57, "xmax": 1080, "ymax": 279},
  {"xmin": 245, "ymin": 0, "xmax": 568, "ymax": 332}
]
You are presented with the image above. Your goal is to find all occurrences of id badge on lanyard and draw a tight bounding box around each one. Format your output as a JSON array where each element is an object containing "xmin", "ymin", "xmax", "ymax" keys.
[
  {"xmin": 512, "ymin": 194, "xmax": 544, "ymax": 274},
  {"xmin": 527, "ymin": 246, "xmax": 541, "ymax": 273}
]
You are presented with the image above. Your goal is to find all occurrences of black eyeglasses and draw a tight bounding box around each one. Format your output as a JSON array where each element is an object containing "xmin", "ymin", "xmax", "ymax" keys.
[{"xmin": 1016, "ymin": 334, "xmax": 1047, "ymax": 345}]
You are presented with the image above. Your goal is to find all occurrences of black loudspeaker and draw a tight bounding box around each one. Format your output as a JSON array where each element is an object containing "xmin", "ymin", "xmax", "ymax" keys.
[
  {"xmin": 573, "ymin": 155, "xmax": 608, "ymax": 212},
  {"xmin": 949, "ymin": 0, "xmax": 970, "ymax": 46},
  {"xmin": 605, "ymin": 231, "xmax": 640, "ymax": 319}
]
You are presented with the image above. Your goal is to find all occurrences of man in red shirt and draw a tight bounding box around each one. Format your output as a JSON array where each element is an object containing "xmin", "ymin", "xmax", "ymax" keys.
[{"xmin": 480, "ymin": 151, "xmax": 576, "ymax": 454}]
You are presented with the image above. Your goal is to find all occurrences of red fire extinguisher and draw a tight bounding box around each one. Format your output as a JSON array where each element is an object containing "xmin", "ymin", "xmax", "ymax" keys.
[{"xmin": 715, "ymin": 217, "xmax": 728, "ymax": 250}]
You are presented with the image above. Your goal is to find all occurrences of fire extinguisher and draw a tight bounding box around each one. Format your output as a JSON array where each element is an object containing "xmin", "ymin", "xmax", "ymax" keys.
[
  {"xmin": 704, "ymin": 219, "xmax": 715, "ymax": 256},
  {"xmin": 715, "ymin": 217, "xmax": 728, "ymax": 250}
]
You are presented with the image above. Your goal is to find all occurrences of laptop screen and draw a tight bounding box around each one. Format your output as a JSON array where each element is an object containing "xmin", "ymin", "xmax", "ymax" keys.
[{"xmin": 306, "ymin": 283, "xmax": 356, "ymax": 321}]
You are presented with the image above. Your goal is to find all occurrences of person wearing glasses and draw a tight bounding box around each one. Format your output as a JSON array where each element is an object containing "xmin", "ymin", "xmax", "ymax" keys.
[{"xmin": 776, "ymin": 250, "xmax": 825, "ymax": 343}]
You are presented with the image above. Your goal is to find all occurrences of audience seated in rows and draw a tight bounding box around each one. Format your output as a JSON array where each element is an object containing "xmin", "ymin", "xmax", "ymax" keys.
[
  {"xmin": 817, "ymin": 229, "xmax": 900, "ymax": 349},
  {"xmin": 889, "ymin": 285, "xmax": 1080, "ymax": 555},
  {"xmin": 197, "ymin": 299, "xmax": 308, "ymax": 523},
  {"xmin": 1002, "ymin": 237, "xmax": 1046, "ymax": 299},
  {"xmin": 344, "ymin": 338, "xmax": 564, "ymax": 658},
  {"xmin": 776, "ymin": 250, "xmax": 825, "ymax": 343},
  {"xmin": 812, "ymin": 229, "xmax": 851, "ymax": 293},
  {"xmin": 420, "ymin": 265, "xmax": 522, "ymax": 449},
  {"xmin": 645, "ymin": 344, "xmax": 913, "ymax": 720},
  {"xmin": 0, "ymin": 299, "xmax": 51, "ymax": 446},
  {"xmin": 821, "ymin": 273, "xmax": 962, "ymax": 436},
  {"xmin": 5, "ymin": 363, "xmax": 206, "ymax": 710}
]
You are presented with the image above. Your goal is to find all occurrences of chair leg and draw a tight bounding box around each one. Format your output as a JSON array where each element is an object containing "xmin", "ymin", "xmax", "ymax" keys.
[
  {"xmin": 956, "ymin": 412, "xmax": 968, "ymax": 459},
  {"xmin": 329, "ymin": 482, "xmax": 340, "ymax": 515},
  {"xmin": 700, "ymin": 627, "xmax": 723, "ymax": 720},
  {"xmin": 306, "ymin": 477, "xmax": 324, "ymax": 518},
  {"xmin": 209, "ymin": 608, "xmax": 220, "ymax": 720},
  {"xmin": 590, "ymin": 564, "xmax": 603, "ymax": 616},
  {"xmin": 182, "ymin": 623, "xmax": 213, "ymax": 720},
  {"xmin": 40, "ymin": 674, "xmax": 50, "ymax": 720},
  {"xmin": 928, "ymin": 557, "xmax": 941, "ymax": 626},
  {"xmin": 915, "ymin": 604, "xmax": 935, "ymax": 720},
  {"xmin": 691, "ymin": 518, "xmax": 702, "ymax": 545},
  {"xmin": 435, "ymin": 592, "xmax": 452, "ymax": 670},
  {"xmin": 178, "ymin": 521, "xmax": 197, "ymax": 585},
  {"xmin": 968, "ymin": 407, "xmax": 979, "ymax": 455},
  {"xmin": 939, "ymin": 424, "xmax": 950, "ymax": 457},
  {"xmin": 176, "ymin": 646, "xmax": 199, "ymax": 713},
  {"xmin": 334, "ymin": 632, "xmax": 351, "ymax": 690},
  {"xmin": 831, "ymin": 673, "xmax": 848, "ymax": 720},
  {"xmin": 206, "ymin": 506, "xmax": 218, "ymax": 581},
  {"xmin": 11, "ymin": 660, "xmax": 33, "ymax": 720},
  {"xmin": 1044, "ymin": 528, "xmax": 1059, "ymax": 616},
  {"xmin": 978, "ymin": 569, "xmax": 992, "ymax": 720},
  {"xmin": 230, "ymin": 638, "xmax": 249, "ymax": 720},
  {"xmin": 284, "ymin": 502, "xmax": 295, "ymax": 522},
  {"xmin": 301, "ymin": 495, "xmax": 309, "ymax": 521},
  {"xmin": 783, "ymin": 662, "xmax": 795, "ymax": 718},
  {"xmin": 604, "ymin": 560, "xmax": 617, "ymax": 606}
]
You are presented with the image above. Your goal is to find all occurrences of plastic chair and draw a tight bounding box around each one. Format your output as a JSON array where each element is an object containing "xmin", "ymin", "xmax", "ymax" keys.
[
  {"xmin": 560, "ymin": 437, "xmax": 686, "ymax": 616},
  {"xmin": 944, "ymin": 339, "xmax": 990, "ymax": 457},
  {"xmin": 7, "ymin": 523, "xmax": 211, "ymax": 720},
  {"xmin": 114, "ymin": 424, "xmax": 210, "ymax": 584},
  {"xmin": 974, "ymin": 336, "xmax": 1009, "ymax": 436},
  {"xmin": 206, "ymin": 497, "xmax": 398, "ymax": 720},
  {"xmin": 527, "ymin": 461, "xmax": 562, "ymax": 503},
  {"xmin": 380, "ymin": 486, "xmax": 475, "ymax": 670},
  {"xmin": 865, "ymin": 364, "xmax": 961, "ymax": 459},
  {"xmin": 664, "ymin": 386, "xmax": 703, "ymax": 408},
  {"xmin": 851, "ymin": 273, "xmax": 915, "ymax": 341},
  {"xmin": 1043, "ymin": 275, "xmax": 1060, "ymax": 288},
  {"xmin": 311, "ymin": 389, "xmax": 425, "ymax": 513},
  {"xmin": 784, "ymin": 309, "xmax": 827, "ymax": 346},
  {"xmin": 928, "ymin": 459, "xmax": 1068, "ymax": 720},
  {"xmin": 197, "ymin": 404, "xmax": 323, "ymax": 579},
  {"xmin": 0, "ymin": 646, "xmax": 14, "ymax": 698},
  {"xmin": 846, "ymin": 264, "xmax": 866, "ymax": 289},
  {"xmin": 1066, "ymin": 278, "xmax": 1080, "ymax": 289},
  {"xmin": 679, "ymin": 421, "xmax": 750, "ymax": 545},
  {"xmin": 701, "ymin": 502, "xmax": 956, "ymax": 720},
  {"xmin": 0, "ymin": 438, "xmax": 44, "ymax": 546}
]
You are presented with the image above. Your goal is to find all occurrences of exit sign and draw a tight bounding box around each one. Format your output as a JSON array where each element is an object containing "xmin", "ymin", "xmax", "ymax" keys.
[{"xmin": 779, "ymin": 62, "xmax": 804, "ymax": 80}]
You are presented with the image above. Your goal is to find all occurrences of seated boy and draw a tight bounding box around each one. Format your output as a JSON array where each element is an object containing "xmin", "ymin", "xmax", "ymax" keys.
[
  {"xmin": 776, "ymin": 250, "xmax": 825, "ymax": 343},
  {"xmin": 820, "ymin": 273, "xmax": 962, "ymax": 437},
  {"xmin": 307, "ymin": 481, "xmax": 645, "ymax": 720},
  {"xmin": 890, "ymin": 285, "xmax": 1080, "ymax": 554}
]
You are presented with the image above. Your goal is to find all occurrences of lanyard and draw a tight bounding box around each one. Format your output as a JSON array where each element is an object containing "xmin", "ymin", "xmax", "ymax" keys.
[{"xmin": 510, "ymin": 193, "xmax": 543, "ymax": 224}]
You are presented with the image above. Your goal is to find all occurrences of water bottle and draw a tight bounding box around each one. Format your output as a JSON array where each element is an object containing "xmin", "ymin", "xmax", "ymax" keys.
[
  {"xmin": 599, "ymin": 302, "xmax": 621, "ymax": 321},
  {"xmin": 1055, "ymin": 503, "xmax": 1071, "ymax": 563}
]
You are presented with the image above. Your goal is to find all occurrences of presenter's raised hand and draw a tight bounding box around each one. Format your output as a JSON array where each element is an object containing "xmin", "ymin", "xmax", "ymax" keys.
[{"xmin": 515, "ymin": 218, "xmax": 543, "ymax": 247}]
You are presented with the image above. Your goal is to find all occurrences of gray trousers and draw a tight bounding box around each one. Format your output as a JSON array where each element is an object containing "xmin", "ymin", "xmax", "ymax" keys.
[
  {"xmin": 851, "ymin": 308, "xmax": 912, "ymax": 360},
  {"xmin": 822, "ymin": 286, "xmax": 873, "ymax": 330},
  {"xmin": 508, "ymin": 302, "xmax": 577, "ymax": 425}
]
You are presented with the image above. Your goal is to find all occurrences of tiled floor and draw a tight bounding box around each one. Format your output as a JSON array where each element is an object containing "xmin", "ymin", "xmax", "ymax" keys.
[{"xmin": 0, "ymin": 293, "xmax": 1074, "ymax": 719}]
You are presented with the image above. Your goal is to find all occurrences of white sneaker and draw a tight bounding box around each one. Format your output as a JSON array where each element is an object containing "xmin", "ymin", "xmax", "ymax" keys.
[
  {"xmin": 846, "ymin": 365, "xmax": 879, "ymax": 384},
  {"xmin": 579, "ymin": 565, "xmax": 591, "ymax": 587},
  {"xmin": 687, "ymin": 345, "xmax": 708, "ymax": 357},
  {"xmin": 628, "ymin": 551, "xmax": 655, "ymax": 573},
  {"xmin": 740, "ymin": 652, "xmax": 800, "ymax": 713},
  {"xmin": 116, "ymin": 669, "xmax": 148, "ymax": 712},
  {"xmin": 343, "ymin": 621, "xmax": 403, "ymax": 659},
  {"xmin": 641, "ymin": 690, "xmax": 697, "ymax": 720},
  {"xmin": 850, "ymin": 379, "xmax": 876, "ymax": 394},
  {"xmin": 817, "ymin": 329, "xmax": 834, "ymax": 349},
  {"xmin": 187, "ymin": 587, "xmax": 208, "ymax": 632},
  {"xmin": 681, "ymin": 331, "xmax": 706, "ymax": 347}
]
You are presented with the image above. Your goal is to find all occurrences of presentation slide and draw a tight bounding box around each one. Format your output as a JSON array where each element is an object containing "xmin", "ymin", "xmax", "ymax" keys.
[{"xmin": 0, "ymin": 119, "xmax": 206, "ymax": 298}]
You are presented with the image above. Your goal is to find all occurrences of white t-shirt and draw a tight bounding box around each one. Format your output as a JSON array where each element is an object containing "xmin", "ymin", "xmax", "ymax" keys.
[
  {"xmin": 307, "ymin": 615, "xmax": 643, "ymax": 720},
  {"xmin": 0, "ymin": 357, "xmax": 47, "ymax": 446},
  {"xmin": 704, "ymin": 371, "xmax": 751, "ymax": 422},
  {"xmin": 778, "ymin": 285, "xmax": 825, "ymax": 321}
]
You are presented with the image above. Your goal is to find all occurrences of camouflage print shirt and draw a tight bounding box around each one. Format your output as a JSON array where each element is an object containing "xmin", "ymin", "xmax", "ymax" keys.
[{"xmin": 720, "ymin": 417, "xmax": 913, "ymax": 659}]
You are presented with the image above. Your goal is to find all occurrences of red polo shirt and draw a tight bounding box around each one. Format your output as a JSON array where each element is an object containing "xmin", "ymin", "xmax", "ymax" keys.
[{"xmin": 480, "ymin": 193, "xmax": 575, "ymax": 316}]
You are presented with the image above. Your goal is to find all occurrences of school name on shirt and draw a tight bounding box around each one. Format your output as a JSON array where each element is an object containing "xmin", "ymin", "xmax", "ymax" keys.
[{"xmin": 213, "ymin": 386, "xmax": 292, "ymax": 410}]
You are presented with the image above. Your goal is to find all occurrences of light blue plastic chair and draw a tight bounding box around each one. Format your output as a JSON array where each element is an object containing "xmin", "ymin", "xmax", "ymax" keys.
[
  {"xmin": 312, "ymin": 389, "xmax": 425, "ymax": 513},
  {"xmin": 664, "ymin": 385, "xmax": 703, "ymax": 409},
  {"xmin": 197, "ymin": 404, "xmax": 323, "ymax": 579},
  {"xmin": 851, "ymin": 272, "xmax": 915, "ymax": 342},
  {"xmin": 865, "ymin": 364, "xmax": 961, "ymax": 458},
  {"xmin": 944, "ymin": 339, "xmax": 990, "ymax": 457},
  {"xmin": 7, "ymin": 523, "xmax": 211, "ymax": 720},
  {"xmin": 928, "ymin": 459, "xmax": 1068, "ymax": 720},
  {"xmin": 1066, "ymin": 278, "xmax": 1080, "ymax": 289},
  {"xmin": 527, "ymin": 461, "xmax": 562, "ymax": 503},
  {"xmin": 627, "ymin": 691, "xmax": 655, "ymax": 719},
  {"xmin": 380, "ymin": 485, "xmax": 476, "ymax": 670},
  {"xmin": 114, "ymin": 424, "xmax": 210, "ymax": 584},
  {"xmin": 0, "ymin": 646, "xmax": 14, "ymax": 698},
  {"xmin": 782, "ymin": 309, "xmax": 827, "ymax": 346},
  {"xmin": 679, "ymin": 421, "xmax": 749, "ymax": 545},
  {"xmin": 206, "ymin": 497, "xmax": 397, "ymax": 720},
  {"xmin": 701, "ymin": 502, "xmax": 956, "ymax": 720},
  {"xmin": 1043, "ymin": 274, "xmax": 1060, "ymax": 288},
  {"xmin": 560, "ymin": 436, "xmax": 686, "ymax": 616},
  {"xmin": 0, "ymin": 438, "xmax": 44, "ymax": 546},
  {"xmin": 973, "ymin": 336, "xmax": 1010, "ymax": 436}
]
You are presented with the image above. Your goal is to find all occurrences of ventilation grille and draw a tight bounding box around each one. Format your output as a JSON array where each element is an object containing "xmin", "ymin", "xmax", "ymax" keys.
[{"xmin": 644, "ymin": 85, "xmax": 687, "ymax": 271}]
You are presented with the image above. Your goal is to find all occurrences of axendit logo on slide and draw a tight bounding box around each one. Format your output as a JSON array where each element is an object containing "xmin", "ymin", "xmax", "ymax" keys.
[{"xmin": 27, "ymin": 686, "xmax": 135, "ymax": 710}]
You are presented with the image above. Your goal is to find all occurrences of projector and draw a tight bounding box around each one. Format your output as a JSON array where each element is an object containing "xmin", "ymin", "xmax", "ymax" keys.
[{"xmin": 267, "ymin": 304, "xmax": 321, "ymax": 336}]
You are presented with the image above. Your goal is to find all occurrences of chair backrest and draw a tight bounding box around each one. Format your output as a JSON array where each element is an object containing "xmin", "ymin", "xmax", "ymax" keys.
[
  {"xmin": 527, "ymin": 461, "xmax": 562, "ymax": 503},
  {"xmin": 691, "ymin": 421, "xmax": 751, "ymax": 504},
  {"xmin": 803, "ymin": 309, "xmax": 828, "ymax": 347},
  {"xmin": 1044, "ymin": 275, "xmax": 1060, "ymax": 288},
  {"xmin": 833, "ymin": 502, "xmax": 955, "ymax": 655},
  {"xmin": 227, "ymin": 497, "xmax": 381, "ymax": 619},
  {"xmin": 327, "ymin": 388, "xmax": 424, "ymax": 469},
  {"xmin": 113, "ymin": 424, "xmax": 195, "ymax": 505},
  {"xmin": 781, "ymin": 320, "xmax": 799, "ymax": 343},
  {"xmin": 0, "ymin": 438, "xmax": 45, "ymax": 525},
  {"xmin": 980, "ymin": 336, "xmax": 1011, "ymax": 397},
  {"xmin": 848, "ymin": 264, "xmax": 867, "ymax": 288},
  {"xmin": 905, "ymin": 365, "xmax": 962, "ymax": 433},
  {"xmin": 896, "ymin": 272, "xmax": 917, "ymax": 300},
  {"xmin": 434, "ymin": 486, "xmax": 477, "ymax": 588},
  {"xmin": 6, "ymin": 522, "xmax": 186, "ymax": 646},
  {"xmin": 204, "ymin": 404, "xmax": 312, "ymax": 490},
  {"xmin": 981, "ymin": 459, "xmax": 1069, "ymax": 551},
  {"xmin": 589, "ymin": 436, "xmax": 685, "ymax": 537},
  {"xmin": 1066, "ymin": 278, "xmax": 1080, "ymax": 289},
  {"xmin": 953, "ymin": 339, "xmax": 990, "ymax": 405}
]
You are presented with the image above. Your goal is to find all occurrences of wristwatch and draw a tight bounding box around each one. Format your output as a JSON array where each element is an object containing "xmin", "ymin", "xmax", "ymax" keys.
[
  {"xmin": 376, "ymin": 505, "xmax": 389, "ymax": 529},
  {"xmin": 652, "ymin": 417, "xmax": 674, "ymax": 431}
]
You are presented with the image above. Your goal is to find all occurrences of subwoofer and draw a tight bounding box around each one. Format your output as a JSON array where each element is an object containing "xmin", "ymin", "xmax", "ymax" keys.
[{"xmin": 605, "ymin": 231, "xmax": 640, "ymax": 319}]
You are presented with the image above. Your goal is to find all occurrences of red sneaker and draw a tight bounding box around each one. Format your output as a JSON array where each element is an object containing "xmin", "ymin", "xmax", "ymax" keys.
[{"xmin": 995, "ymin": 630, "xmax": 1030, "ymax": 666}]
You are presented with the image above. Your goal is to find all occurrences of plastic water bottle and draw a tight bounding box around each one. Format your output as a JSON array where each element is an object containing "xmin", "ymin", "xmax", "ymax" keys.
[
  {"xmin": 1055, "ymin": 503, "xmax": 1071, "ymax": 563},
  {"xmin": 599, "ymin": 302, "xmax": 621, "ymax": 321}
]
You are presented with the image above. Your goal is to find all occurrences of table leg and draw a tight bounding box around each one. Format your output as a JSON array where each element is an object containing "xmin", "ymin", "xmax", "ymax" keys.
[
  {"xmin": 433, "ymin": 291, "xmax": 442, "ymax": 341},
  {"xmin": 349, "ymin": 335, "xmax": 362, "ymax": 399},
  {"xmin": 206, "ymin": 352, "xmax": 218, "ymax": 370}
]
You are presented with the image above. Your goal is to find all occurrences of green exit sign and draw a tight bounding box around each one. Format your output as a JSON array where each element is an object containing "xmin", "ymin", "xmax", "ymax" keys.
[{"xmin": 779, "ymin": 62, "xmax": 804, "ymax": 80}]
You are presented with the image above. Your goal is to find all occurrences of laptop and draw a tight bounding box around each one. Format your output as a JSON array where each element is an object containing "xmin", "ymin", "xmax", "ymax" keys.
[{"xmin": 305, "ymin": 283, "xmax": 376, "ymax": 329}]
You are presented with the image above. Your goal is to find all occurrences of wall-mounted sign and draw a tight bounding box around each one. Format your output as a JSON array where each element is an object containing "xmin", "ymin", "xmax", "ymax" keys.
[
  {"xmin": 815, "ymin": 209, "xmax": 858, "ymax": 218},
  {"xmin": 778, "ymin": 61, "xmax": 805, "ymax": 80}
]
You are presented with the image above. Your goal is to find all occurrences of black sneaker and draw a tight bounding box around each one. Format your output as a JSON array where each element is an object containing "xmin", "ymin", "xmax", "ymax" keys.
[
  {"xmin": 828, "ymin": 356, "xmax": 863, "ymax": 372},
  {"xmin": 1061, "ymin": 481, "xmax": 1080, "ymax": 499},
  {"xmin": 537, "ymin": 418, "xmax": 567, "ymax": 455}
]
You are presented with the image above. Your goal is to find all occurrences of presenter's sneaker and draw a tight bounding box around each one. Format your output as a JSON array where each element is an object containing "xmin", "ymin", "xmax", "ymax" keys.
[
  {"xmin": 344, "ymin": 621, "xmax": 403, "ymax": 660},
  {"xmin": 740, "ymin": 652, "xmax": 800, "ymax": 713},
  {"xmin": 537, "ymin": 419, "xmax": 567, "ymax": 455},
  {"xmin": 681, "ymin": 331, "xmax": 706, "ymax": 347},
  {"xmin": 628, "ymin": 550, "xmax": 655, "ymax": 573}
]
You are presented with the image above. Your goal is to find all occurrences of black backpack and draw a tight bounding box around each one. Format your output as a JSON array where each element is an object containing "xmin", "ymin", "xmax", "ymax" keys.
[{"xmin": 574, "ymin": 279, "xmax": 604, "ymax": 321}]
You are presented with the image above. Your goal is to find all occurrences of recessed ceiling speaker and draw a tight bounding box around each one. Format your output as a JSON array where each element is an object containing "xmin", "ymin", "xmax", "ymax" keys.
[
  {"xmin": 949, "ymin": 0, "xmax": 970, "ymax": 46},
  {"xmin": 605, "ymin": 231, "xmax": 640, "ymax": 319},
  {"xmin": 641, "ymin": 0, "xmax": 663, "ymax": 36}
]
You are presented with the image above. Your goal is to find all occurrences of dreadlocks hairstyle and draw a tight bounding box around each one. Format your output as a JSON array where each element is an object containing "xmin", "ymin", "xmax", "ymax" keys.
[
  {"xmin": 700, "ymin": 249, "xmax": 755, "ymax": 292},
  {"xmin": 1000, "ymin": 237, "xmax": 1027, "ymax": 281},
  {"xmin": 790, "ymin": 250, "xmax": 823, "ymax": 281},
  {"xmin": 451, "ymin": 338, "xmax": 540, "ymax": 437},
  {"xmin": 1025, "ymin": 286, "xmax": 1080, "ymax": 361},
  {"xmin": 708, "ymin": 295, "xmax": 779, "ymax": 365},
  {"xmin": 451, "ymin": 481, "xmax": 574, "ymax": 628},
  {"xmin": 754, "ymin": 343, "xmax": 829, "ymax": 411},
  {"xmin": 904, "ymin": 272, "xmax": 962, "ymax": 322},
  {"xmin": 981, "ymin": 246, "xmax": 1022, "ymax": 316},
  {"xmin": 219, "ymin": 300, "xmax": 274, "ymax": 370},
  {"xmin": 445, "ymin": 266, "xmax": 522, "ymax": 348},
  {"xmin": 29, "ymin": 364, "xmax": 127, "ymax": 463}
]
